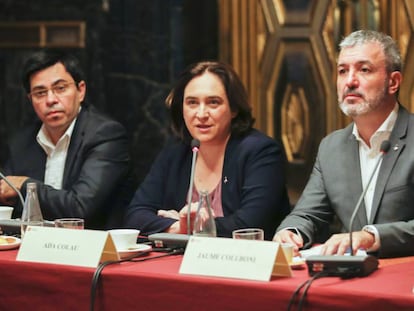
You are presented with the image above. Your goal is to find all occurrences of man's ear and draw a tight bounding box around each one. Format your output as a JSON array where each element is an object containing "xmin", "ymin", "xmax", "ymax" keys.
[
  {"xmin": 77, "ymin": 80, "xmax": 87, "ymax": 102},
  {"xmin": 388, "ymin": 71, "xmax": 402, "ymax": 95}
]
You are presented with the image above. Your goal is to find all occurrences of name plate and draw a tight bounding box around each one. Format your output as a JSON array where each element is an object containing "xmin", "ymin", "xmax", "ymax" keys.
[
  {"xmin": 179, "ymin": 236, "xmax": 291, "ymax": 281},
  {"xmin": 16, "ymin": 226, "xmax": 119, "ymax": 267}
]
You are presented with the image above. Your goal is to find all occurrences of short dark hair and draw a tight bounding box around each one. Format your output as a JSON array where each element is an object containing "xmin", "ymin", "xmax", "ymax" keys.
[
  {"xmin": 166, "ymin": 61, "xmax": 255, "ymax": 142},
  {"xmin": 22, "ymin": 49, "xmax": 85, "ymax": 93}
]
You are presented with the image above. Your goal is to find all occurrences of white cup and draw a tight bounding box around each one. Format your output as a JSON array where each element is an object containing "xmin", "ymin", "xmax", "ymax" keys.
[
  {"xmin": 281, "ymin": 243, "xmax": 294, "ymax": 263},
  {"xmin": 0, "ymin": 206, "xmax": 13, "ymax": 219},
  {"xmin": 108, "ymin": 229, "xmax": 140, "ymax": 251}
]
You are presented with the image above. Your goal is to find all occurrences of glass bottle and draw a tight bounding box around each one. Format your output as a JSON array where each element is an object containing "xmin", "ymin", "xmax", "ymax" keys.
[
  {"xmin": 192, "ymin": 190, "xmax": 216, "ymax": 237},
  {"xmin": 21, "ymin": 182, "xmax": 44, "ymax": 238}
]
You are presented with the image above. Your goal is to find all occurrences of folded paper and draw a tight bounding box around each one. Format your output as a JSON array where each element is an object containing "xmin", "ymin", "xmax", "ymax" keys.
[
  {"xmin": 179, "ymin": 236, "xmax": 291, "ymax": 281},
  {"xmin": 17, "ymin": 226, "xmax": 119, "ymax": 267}
]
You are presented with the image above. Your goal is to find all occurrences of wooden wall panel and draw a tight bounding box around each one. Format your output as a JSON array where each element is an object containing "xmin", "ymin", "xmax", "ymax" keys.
[{"xmin": 218, "ymin": 0, "xmax": 413, "ymax": 203}]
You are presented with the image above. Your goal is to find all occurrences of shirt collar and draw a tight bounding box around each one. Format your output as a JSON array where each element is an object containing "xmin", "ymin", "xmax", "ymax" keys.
[
  {"xmin": 352, "ymin": 102, "xmax": 399, "ymax": 147},
  {"xmin": 37, "ymin": 116, "xmax": 78, "ymax": 155}
]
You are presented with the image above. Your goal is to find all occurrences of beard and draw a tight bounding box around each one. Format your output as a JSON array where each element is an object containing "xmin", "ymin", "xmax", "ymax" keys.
[{"xmin": 338, "ymin": 80, "xmax": 388, "ymax": 117}]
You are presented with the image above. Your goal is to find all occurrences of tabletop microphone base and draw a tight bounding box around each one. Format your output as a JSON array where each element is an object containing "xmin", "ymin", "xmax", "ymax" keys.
[
  {"xmin": 306, "ymin": 255, "xmax": 379, "ymax": 278},
  {"xmin": 148, "ymin": 233, "xmax": 189, "ymax": 249}
]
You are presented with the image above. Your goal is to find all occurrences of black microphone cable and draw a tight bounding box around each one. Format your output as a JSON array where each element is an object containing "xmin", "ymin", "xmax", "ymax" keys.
[
  {"xmin": 89, "ymin": 247, "xmax": 185, "ymax": 311},
  {"xmin": 286, "ymin": 271, "xmax": 327, "ymax": 311}
]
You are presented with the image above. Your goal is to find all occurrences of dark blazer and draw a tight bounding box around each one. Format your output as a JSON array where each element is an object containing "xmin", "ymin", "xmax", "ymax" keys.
[
  {"xmin": 124, "ymin": 129, "xmax": 291, "ymax": 240},
  {"xmin": 4, "ymin": 103, "xmax": 134, "ymax": 229},
  {"xmin": 278, "ymin": 104, "xmax": 414, "ymax": 258}
]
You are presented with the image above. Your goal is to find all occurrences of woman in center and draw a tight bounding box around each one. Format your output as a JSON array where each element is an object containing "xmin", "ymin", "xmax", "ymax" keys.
[{"xmin": 124, "ymin": 61, "xmax": 290, "ymax": 240}]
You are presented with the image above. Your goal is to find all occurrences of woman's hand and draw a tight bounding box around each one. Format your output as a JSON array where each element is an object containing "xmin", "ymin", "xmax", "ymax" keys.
[{"xmin": 157, "ymin": 209, "xmax": 180, "ymax": 220}]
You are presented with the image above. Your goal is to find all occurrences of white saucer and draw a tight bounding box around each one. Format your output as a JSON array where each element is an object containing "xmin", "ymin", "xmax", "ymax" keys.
[
  {"xmin": 118, "ymin": 244, "xmax": 152, "ymax": 259},
  {"xmin": 0, "ymin": 236, "xmax": 21, "ymax": 250},
  {"xmin": 289, "ymin": 256, "xmax": 306, "ymax": 269}
]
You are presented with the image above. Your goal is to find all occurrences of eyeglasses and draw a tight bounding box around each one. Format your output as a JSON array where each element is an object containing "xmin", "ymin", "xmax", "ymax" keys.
[{"xmin": 29, "ymin": 82, "xmax": 76, "ymax": 100}]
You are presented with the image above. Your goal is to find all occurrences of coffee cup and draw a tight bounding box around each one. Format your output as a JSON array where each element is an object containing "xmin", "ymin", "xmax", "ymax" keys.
[
  {"xmin": 0, "ymin": 206, "xmax": 13, "ymax": 219},
  {"xmin": 108, "ymin": 229, "xmax": 140, "ymax": 251}
]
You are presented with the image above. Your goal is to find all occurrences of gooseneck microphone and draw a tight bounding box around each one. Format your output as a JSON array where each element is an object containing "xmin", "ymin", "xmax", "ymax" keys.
[
  {"xmin": 349, "ymin": 139, "xmax": 391, "ymax": 255},
  {"xmin": 306, "ymin": 140, "xmax": 391, "ymax": 278},
  {"xmin": 0, "ymin": 171, "xmax": 25, "ymax": 208},
  {"xmin": 186, "ymin": 139, "xmax": 200, "ymax": 234},
  {"xmin": 146, "ymin": 139, "xmax": 200, "ymax": 249}
]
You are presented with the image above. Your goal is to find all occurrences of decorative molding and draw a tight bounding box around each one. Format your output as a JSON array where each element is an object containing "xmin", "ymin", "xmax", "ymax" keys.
[
  {"xmin": 0, "ymin": 21, "xmax": 86, "ymax": 48},
  {"xmin": 282, "ymin": 85, "xmax": 309, "ymax": 163}
]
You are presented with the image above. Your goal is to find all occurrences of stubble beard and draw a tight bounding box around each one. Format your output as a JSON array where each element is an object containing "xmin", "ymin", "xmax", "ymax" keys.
[{"xmin": 338, "ymin": 80, "xmax": 388, "ymax": 117}]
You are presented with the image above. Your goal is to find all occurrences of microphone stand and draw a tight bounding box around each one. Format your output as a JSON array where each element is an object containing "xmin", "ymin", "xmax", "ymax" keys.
[
  {"xmin": 349, "ymin": 140, "xmax": 391, "ymax": 255},
  {"xmin": 186, "ymin": 139, "xmax": 200, "ymax": 235}
]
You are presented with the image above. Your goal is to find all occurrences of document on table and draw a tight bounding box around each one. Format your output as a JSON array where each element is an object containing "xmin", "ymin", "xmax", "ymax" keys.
[{"xmin": 299, "ymin": 245, "xmax": 367, "ymax": 258}]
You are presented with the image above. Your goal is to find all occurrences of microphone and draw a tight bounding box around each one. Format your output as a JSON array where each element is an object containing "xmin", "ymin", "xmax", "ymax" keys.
[
  {"xmin": 148, "ymin": 138, "xmax": 200, "ymax": 249},
  {"xmin": 186, "ymin": 139, "xmax": 200, "ymax": 234},
  {"xmin": 306, "ymin": 140, "xmax": 391, "ymax": 278},
  {"xmin": 0, "ymin": 171, "xmax": 25, "ymax": 208},
  {"xmin": 148, "ymin": 232, "xmax": 189, "ymax": 249},
  {"xmin": 147, "ymin": 139, "xmax": 200, "ymax": 249}
]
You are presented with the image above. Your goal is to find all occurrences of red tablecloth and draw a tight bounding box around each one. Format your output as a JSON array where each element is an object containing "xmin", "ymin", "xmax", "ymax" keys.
[{"xmin": 0, "ymin": 249, "xmax": 413, "ymax": 311}]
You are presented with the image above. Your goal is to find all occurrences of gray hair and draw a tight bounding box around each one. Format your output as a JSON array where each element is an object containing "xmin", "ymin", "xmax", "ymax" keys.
[{"xmin": 339, "ymin": 30, "xmax": 402, "ymax": 73}]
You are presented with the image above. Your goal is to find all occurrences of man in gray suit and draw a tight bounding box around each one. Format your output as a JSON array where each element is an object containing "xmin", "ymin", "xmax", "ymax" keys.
[{"xmin": 273, "ymin": 30, "xmax": 414, "ymax": 258}]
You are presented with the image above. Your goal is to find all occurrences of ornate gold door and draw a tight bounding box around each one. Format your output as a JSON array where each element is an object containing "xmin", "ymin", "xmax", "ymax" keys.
[{"xmin": 218, "ymin": 0, "xmax": 414, "ymax": 204}]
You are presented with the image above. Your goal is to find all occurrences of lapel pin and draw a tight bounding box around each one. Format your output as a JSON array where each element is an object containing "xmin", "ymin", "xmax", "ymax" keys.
[
  {"xmin": 224, "ymin": 176, "xmax": 228, "ymax": 184},
  {"xmin": 393, "ymin": 144, "xmax": 399, "ymax": 151}
]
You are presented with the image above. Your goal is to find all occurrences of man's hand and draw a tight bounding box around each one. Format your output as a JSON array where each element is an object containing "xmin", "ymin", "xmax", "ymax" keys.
[
  {"xmin": 273, "ymin": 229, "xmax": 304, "ymax": 256},
  {"xmin": 320, "ymin": 231, "xmax": 375, "ymax": 255},
  {"xmin": 0, "ymin": 176, "xmax": 28, "ymax": 204}
]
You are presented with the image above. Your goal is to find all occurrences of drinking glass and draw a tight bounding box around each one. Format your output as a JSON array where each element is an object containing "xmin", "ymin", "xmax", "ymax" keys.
[
  {"xmin": 281, "ymin": 243, "xmax": 294, "ymax": 263},
  {"xmin": 54, "ymin": 218, "xmax": 84, "ymax": 229},
  {"xmin": 232, "ymin": 228, "xmax": 264, "ymax": 240}
]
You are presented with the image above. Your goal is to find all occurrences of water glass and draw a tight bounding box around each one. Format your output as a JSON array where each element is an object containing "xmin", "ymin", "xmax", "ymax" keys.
[
  {"xmin": 232, "ymin": 228, "xmax": 264, "ymax": 240},
  {"xmin": 55, "ymin": 218, "xmax": 84, "ymax": 229}
]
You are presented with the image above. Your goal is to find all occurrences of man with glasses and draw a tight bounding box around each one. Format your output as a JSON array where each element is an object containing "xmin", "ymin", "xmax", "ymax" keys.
[{"xmin": 0, "ymin": 49, "xmax": 134, "ymax": 229}]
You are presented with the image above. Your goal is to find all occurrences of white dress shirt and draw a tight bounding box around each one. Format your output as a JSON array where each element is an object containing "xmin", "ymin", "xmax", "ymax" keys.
[
  {"xmin": 352, "ymin": 103, "xmax": 398, "ymax": 251},
  {"xmin": 36, "ymin": 118, "xmax": 77, "ymax": 190}
]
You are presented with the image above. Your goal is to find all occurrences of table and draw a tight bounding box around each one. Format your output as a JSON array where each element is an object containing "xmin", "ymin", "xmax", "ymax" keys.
[{"xmin": 0, "ymin": 248, "xmax": 413, "ymax": 311}]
